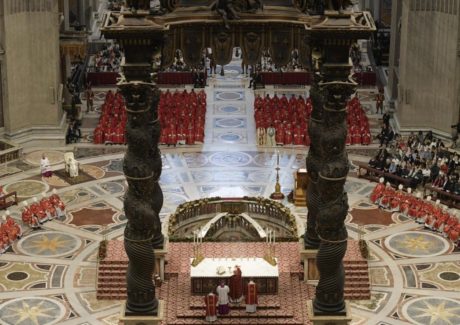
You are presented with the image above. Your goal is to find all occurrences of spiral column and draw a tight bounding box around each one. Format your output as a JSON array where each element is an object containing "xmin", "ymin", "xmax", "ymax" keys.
[
  {"xmin": 119, "ymin": 82, "xmax": 160, "ymax": 316},
  {"xmin": 304, "ymin": 73, "xmax": 324, "ymax": 250},
  {"xmin": 110, "ymin": 21, "xmax": 165, "ymax": 317},
  {"xmin": 312, "ymin": 38, "xmax": 356, "ymax": 315}
]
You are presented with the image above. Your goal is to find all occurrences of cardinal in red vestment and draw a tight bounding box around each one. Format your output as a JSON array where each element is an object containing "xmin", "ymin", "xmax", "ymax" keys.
[
  {"xmin": 204, "ymin": 292, "xmax": 218, "ymax": 322},
  {"xmin": 229, "ymin": 266, "xmax": 243, "ymax": 303},
  {"xmin": 245, "ymin": 280, "xmax": 258, "ymax": 313}
]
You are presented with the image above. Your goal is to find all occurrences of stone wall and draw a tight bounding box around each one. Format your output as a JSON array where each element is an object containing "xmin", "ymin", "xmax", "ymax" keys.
[
  {"xmin": 392, "ymin": 0, "xmax": 460, "ymax": 136},
  {"xmin": 1, "ymin": 0, "xmax": 65, "ymax": 146}
]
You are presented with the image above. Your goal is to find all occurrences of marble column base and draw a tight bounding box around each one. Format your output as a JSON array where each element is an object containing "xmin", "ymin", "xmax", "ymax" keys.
[
  {"xmin": 307, "ymin": 300, "xmax": 352, "ymax": 325},
  {"xmin": 120, "ymin": 300, "xmax": 164, "ymax": 325},
  {"xmin": 299, "ymin": 244, "xmax": 319, "ymax": 284},
  {"xmin": 154, "ymin": 245, "xmax": 168, "ymax": 281}
]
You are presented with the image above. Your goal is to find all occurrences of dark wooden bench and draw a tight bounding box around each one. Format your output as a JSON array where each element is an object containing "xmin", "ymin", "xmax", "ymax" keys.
[
  {"xmin": 424, "ymin": 185, "xmax": 460, "ymax": 209},
  {"xmin": 356, "ymin": 163, "xmax": 412, "ymax": 188},
  {"xmin": 356, "ymin": 163, "xmax": 383, "ymax": 182},
  {"xmin": 385, "ymin": 173, "xmax": 412, "ymax": 189},
  {"xmin": 0, "ymin": 192, "xmax": 18, "ymax": 210}
]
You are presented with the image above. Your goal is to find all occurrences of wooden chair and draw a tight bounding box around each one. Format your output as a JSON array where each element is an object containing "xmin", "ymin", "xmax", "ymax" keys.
[{"xmin": 0, "ymin": 192, "xmax": 18, "ymax": 210}]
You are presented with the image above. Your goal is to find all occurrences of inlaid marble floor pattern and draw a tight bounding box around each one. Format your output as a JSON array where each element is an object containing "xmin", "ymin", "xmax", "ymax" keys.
[{"xmin": 0, "ymin": 56, "xmax": 459, "ymax": 325}]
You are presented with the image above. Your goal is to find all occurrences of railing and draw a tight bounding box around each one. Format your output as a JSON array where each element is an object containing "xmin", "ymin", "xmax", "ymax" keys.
[
  {"xmin": 0, "ymin": 144, "xmax": 21, "ymax": 164},
  {"xmin": 356, "ymin": 162, "xmax": 412, "ymax": 188},
  {"xmin": 168, "ymin": 197, "xmax": 297, "ymax": 241},
  {"xmin": 0, "ymin": 140, "xmax": 22, "ymax": 175}
]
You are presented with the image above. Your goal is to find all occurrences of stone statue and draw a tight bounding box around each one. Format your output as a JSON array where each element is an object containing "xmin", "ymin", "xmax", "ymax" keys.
[
  {"xmin": 126, "ymin": 0, "xmax": 150, "ymax": 10},
  {"xmin": 246, "ymin": 0, "xmax": 263, "ymax": 12},
  {"xmin": 212, "ymin": 0, "xmax": 240, "ymax": 29},
  {"xmin": 325, "ymin": 0, "xmax": 352, "ymax": 12}
]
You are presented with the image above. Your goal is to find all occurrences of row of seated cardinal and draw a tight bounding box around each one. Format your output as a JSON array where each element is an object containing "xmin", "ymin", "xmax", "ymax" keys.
[
  {"xmin": 370, "ymin": 178, "xmax": 459, "ymax": 245},
  {"xmin": 255, "ymin": 94, "xmax": 311, "ymax": 146},
  {"xmin": 254, "ymin": 94, "xmax": 312, "ymax": 129},
  {"xmin": 159, "ymin": 89, "xmax": 207, "ymax": 146},
  {"xmin": 94, "ymin": 90, "xmax": 126, "ymax": 144},
  {"xmin": 21, "ymin": 190, "xmax": 66, "ymax": 229},
  {"xmin": 346, "ymin": 95, "xmax": 372, "ymax": 146},
  {"xmin": 0, "ymin": 212, "xmax": 22, "ymax": 253},
  {"xmin": 254, "ymin": 94, "xmax": 371, "ymax": 146},
  {"xmin": 256, "ymin": 124, "xmax": 309, "ymax": 146}
]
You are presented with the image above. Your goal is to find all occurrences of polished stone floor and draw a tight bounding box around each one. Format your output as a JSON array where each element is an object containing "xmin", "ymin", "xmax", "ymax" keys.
[{"xmin": 0, "ymin": 56, "xmax": 459, "ymax": 325}]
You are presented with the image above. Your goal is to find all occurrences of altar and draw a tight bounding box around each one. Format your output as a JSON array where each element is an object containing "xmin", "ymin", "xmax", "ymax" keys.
[{"xmin": 190, "ymin": 257, "xmax": 278, "ymax": 295}]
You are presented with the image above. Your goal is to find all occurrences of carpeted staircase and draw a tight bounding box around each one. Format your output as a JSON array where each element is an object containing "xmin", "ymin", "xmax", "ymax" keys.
[{"xmin": 97, "ymin": 241, "xmax": 370, "ymax": 324}]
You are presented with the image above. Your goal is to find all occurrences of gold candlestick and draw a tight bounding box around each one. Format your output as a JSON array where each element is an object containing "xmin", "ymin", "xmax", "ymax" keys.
[{"xmin": 270, "ymin": 151, "xmax": 285, "ymax": 200}]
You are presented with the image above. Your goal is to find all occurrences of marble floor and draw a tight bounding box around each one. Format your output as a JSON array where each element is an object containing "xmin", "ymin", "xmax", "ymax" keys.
[{"xmin": 0, "ymin": 57, "xmax": 459, "ymax": 325}]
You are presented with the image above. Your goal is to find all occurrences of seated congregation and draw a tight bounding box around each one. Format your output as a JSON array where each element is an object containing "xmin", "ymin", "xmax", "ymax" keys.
[
  {"xmin": 368, "ymin": 131, "xmax": 459, "ymax": 194},
  {"xmin": 255, "ymin": 93, "xmax": 371, "ymax": 146}
]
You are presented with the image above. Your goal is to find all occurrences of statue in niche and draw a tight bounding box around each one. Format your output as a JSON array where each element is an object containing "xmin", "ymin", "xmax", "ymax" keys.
[
  {"xmin": 325, "ymin": 0, "xmax": 352, "ymax": 12},
  {"xmin": 245, "ymin": 0, "xmax": 264, "ymax": 12},
  {"xmin": 126, "ymin": 0, "xmax": 150, "ymax": 10},
  {"xmin": 295, "ymin": 0, "xmax": 351, "ymax": 14},
  {"xmin": 212, "ymin": 0, "xmax": 240, "ymax": 29},
  {"xmin": 212, "ymin": 0, "xmax": 263, "ymax": 29}
]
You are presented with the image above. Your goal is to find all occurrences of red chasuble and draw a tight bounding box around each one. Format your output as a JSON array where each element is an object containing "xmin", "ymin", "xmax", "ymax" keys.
[{"xmin": 245, "ymin": 282, "xmax": 258, "ymax": 305}]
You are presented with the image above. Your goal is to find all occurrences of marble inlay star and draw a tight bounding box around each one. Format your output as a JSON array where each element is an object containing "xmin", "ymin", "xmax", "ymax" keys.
[
  {"xmin": 0, "ymin": 297, "xmax": 65, "ymax": 325},
  {"xmin": 18, "ymin": 232, "xmax": 81, "ymax": 258},
  {"xmin": 27, "ymin": 236, "xmax": 72, "ymax": 253},
  {"xmin": 385, "ymin": 231, "xmax": 450, "ymax": 258},
  {"xmin": 403, "ymin": 297, "xmax": 460, "ymax": 325}
]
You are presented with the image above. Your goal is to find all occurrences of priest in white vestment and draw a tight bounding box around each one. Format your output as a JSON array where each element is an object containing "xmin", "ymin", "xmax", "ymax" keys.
[
  {"xmin": 216, "ymin": 280, "xmax": 230, "ymax": 315},
  {"xmin": 40, "ymin": 154, "xmax": 52, "ymax": 178},
  {"xmin": 266, "ymin": 125, "xmax": 276, "ymax": 146}
]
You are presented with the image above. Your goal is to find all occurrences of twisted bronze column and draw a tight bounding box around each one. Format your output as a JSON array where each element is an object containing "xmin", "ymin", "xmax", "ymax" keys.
[
  {"xmin": 303, "ymin": 35, "xmax": 356, "ymax": 314},
  {"xmin": 313, "ymin": 78, "xmax": 355, "ymax": 314},
  {"xmin": 119, "ymin": 81, "xmax": 163, "ymax": 316},
  {"xmin": 304, "ymin": 73, "xmax": 324, "ymax": 250}
]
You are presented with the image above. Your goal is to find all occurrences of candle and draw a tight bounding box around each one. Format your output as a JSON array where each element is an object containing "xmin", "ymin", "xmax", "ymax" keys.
[
  {"xmin": 277, "ymin": 151, "xmax": 279, "ymax": 166},
  {"xmin": 273, "ymin": 231, "xmax": 276, "ymax": 244}
]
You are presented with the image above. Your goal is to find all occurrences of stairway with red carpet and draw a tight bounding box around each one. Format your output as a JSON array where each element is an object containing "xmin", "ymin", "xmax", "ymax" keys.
[{"xmin": 97, "ymin": 241, "xmax": 371, "ymax": 324}]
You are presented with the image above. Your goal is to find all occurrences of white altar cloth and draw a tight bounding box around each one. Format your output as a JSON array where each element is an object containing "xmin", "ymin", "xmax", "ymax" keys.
[{"xmin": 190, "ymin": 257, "xmax": 279, "ymax": 278}]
